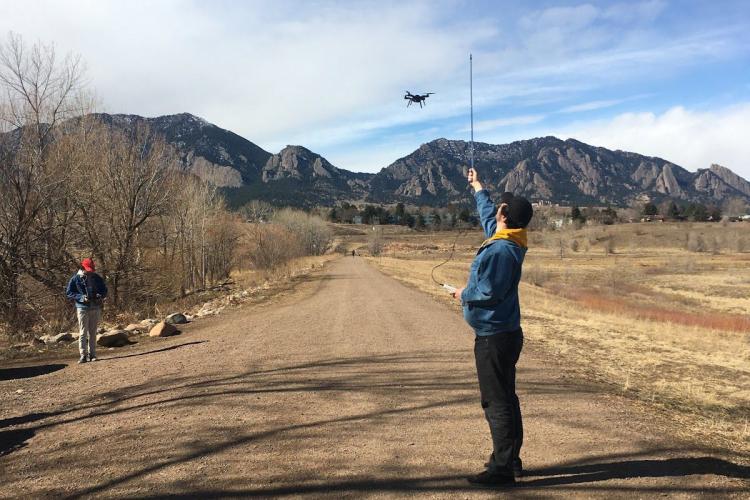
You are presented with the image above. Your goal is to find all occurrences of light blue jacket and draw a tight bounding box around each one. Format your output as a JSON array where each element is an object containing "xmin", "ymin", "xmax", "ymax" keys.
[{"xmin": 461, "ymin": 190, "xmax": 526, "ymax": 336}]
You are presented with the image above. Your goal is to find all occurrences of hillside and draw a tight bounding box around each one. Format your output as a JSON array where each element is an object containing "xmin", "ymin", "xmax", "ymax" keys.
[
  {"xmin": 369, "ymin": 137, "xmax": 750, "ymax": 206},
  {"xmin": 7, "ymin": 112, "xmax": 749, "ymax": 207}
]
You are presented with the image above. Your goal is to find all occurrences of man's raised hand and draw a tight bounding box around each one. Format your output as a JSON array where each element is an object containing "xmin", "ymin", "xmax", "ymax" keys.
[{"xmin": 467, "ymin": 168, "xmax": 483, "ymax": 192}]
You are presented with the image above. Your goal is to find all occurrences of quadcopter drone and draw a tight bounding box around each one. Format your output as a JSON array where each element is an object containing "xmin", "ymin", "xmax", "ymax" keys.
[{"xmin": 404, "ymin": 91, "xmax": 434, "ymax": 108}]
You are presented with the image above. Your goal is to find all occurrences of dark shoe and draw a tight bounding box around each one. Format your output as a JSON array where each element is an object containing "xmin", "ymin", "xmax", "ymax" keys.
[
  {"xmin": 484, "ymin": 455, "xmax": 523, "ymax": 479},
  {"xmin": 467, "ymin": 470, "xmax": 515, "ymax": 488},
  {"xmin": 513, "ymin": 458, "xmax": 523, "ymax": 479},
  {"xmin": 78, "ymin": 356, "xmax": 87, "ymax": 364}
]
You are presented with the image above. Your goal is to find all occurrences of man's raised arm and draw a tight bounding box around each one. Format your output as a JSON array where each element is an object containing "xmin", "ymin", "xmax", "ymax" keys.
[{"xmin": 467, "ymin": 168, "xmax": 497, "ymax": 238}]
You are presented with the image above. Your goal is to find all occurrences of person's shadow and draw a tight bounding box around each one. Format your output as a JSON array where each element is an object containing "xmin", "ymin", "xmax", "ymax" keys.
[
  {"xmin": 0, "ymin": 363, "xmax": 66, "ymax": 381},
  {"xmin": 0, "ymin": 428, "xmax": 35, "ymax": 457},
  {"xmin": 523, "ymin": 456, "xmax": 750, "ymax": 488}
]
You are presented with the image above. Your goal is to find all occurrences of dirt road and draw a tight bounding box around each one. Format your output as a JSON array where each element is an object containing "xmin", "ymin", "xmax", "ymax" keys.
[{"xmin": 1, "ymin": 257, "xmax": 748, "ymax": 498}]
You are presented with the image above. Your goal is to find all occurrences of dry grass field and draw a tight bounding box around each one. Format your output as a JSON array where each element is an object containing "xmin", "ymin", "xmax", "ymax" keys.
[{"xmin": 361, "ymin": 222, "xmax": 750, "ymax": 453}]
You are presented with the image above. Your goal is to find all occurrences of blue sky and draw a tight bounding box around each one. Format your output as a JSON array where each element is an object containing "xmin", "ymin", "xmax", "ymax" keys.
[{"xmin": 1, "ymin": 0, "xmax": 749, "ymax": 177}]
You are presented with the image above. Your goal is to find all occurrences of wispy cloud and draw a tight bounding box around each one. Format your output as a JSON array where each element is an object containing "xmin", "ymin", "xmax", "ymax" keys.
[
  {"xmin": 558, "ymin": 94, "xmax": 651, "ymax": 114},
  {"xmin": 461, "ymin": 114, "xmax": 545, "ymax": 133},
  {"xmin": 560, "ymin": 99, "xmax": 626, "ymax": 114}
]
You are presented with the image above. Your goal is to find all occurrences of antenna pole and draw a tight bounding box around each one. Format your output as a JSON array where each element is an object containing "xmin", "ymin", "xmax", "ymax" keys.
[{"xmin": 470, "ymin": 53, "xmax": 474, "ymax": 171}]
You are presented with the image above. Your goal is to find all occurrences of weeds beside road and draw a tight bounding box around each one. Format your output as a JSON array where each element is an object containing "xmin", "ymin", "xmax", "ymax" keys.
[{"xmin": 366, "ymin": 222, "xmax": 750, "ymax": 454}]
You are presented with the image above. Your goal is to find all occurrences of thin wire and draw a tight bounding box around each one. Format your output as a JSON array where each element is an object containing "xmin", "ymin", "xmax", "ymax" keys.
[
  {"xmin": 430, "ymin": 54, "xmax": 473, "ymax": 287},
  {"xmin": 430, "ymin": 229, "xmax": 465, "ymax": 285}
]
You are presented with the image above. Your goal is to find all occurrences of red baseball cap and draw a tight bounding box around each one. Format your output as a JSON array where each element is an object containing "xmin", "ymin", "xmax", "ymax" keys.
[{"xmin": 81, "ymin": 258, "xmax": 95, "ymax": 272}]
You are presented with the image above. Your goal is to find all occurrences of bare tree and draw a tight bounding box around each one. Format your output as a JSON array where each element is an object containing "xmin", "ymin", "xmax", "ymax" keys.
[
  {"xmin": 239, "ymin": 199, "xmax": 274, "ymax": 223},
  {"xmin": 0, "ymin": 32, "xmax": 84, "ymax": 330},
  {"xmin": 723, "ymin": 197, "xmax": 748, "ymax": 218},
  {"xmin": 70, "ymin": 123, "xmax": 178, "ymax": 306}
]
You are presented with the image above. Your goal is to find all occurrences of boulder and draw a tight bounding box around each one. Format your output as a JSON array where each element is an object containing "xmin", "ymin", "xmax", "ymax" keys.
[
  {"xmin": 38, "ymin": 335, "xmax": 55, "ymax": 345},
  {"xmin": 124, "ymin": 323, "xmax": 143, "ymax": 332},
  {"xmin": 53, "ymin": 332, "xmax": 74, "ymax": 343},
  {"xmin": 96, "ymin": 330, "xmax": 131, "ymax": 347},
  {"xmin": 148, "ymin": 321, "xmax": 179, "ymax": 338},
  {"xmin": 165, "ymin": 313, "xmax": 189, "ymax": 325},
  {"xmin": 140, "ymin": 318, "xmax": 157, "ymax": 327}
]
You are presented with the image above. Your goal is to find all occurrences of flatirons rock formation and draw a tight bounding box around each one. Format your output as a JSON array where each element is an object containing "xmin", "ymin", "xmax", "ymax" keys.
[
  {"xmin": 17, "ymin": 112, "xmax": 748, "ymax": 207},
  {"xmin": 369, "ymin": 137, "xmax": 750, "ymax": 206}
]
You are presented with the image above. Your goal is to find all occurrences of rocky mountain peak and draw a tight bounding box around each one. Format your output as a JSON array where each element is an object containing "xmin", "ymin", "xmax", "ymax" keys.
[
  {"xmin": 707, "ymin": 164, "xmax": 750, "ymax": 197},
  {"xmin": 48, "ymin": 113, "xmax": 749, "ymax": 208}
]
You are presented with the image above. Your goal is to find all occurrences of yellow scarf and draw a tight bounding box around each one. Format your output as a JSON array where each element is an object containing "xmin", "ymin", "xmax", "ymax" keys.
[{"xmin": 482, "ymin": 228, "xmax": 528, "ymax": 249}]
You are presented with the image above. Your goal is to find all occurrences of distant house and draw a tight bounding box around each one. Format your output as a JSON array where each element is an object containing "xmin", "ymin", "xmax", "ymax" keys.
[
  {"xmin": 353, "ymin": 216, "xmax": 363, "ymax": 224},
  {"xmin": 532, "ymin": 200, "xmax": 553, "ymax": 207},
  {"xmin": 552, "ymin": 218, "xmax": 566, "ymax": 228},
  {"xmin": 640, "ymin": 215, "xmax": 665, "ymax": 222}
]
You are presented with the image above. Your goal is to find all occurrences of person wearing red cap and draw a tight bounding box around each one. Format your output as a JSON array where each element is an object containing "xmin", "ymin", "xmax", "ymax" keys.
[{"xmin": 65, "ymin": 258, "xmax": 108, "ymax": 363}]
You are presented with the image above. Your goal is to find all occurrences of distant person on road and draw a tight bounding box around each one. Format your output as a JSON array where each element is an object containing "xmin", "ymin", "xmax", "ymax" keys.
[
  {"xmin": 451, "ymin": 167, "xmax": 533, "ymax": 488},
  {"xmin": 352, "ymin": 249, "xmax": 355, "ymax": 257},
  {"xmin": 66, "ymin": 258, "xmax": 107, "ymax": 364}
]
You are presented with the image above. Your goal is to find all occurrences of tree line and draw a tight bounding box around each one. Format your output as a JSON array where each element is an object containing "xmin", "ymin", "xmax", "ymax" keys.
[{"xmin": 327, "ymin": 202, "xmax": 478, "ymax": 229}]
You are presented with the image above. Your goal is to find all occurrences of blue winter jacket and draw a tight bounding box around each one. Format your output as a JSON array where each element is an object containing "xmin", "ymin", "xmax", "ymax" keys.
[
  {"xmin": 66, "ymin": 270, "xmax": 108, "ymax": 309},
  {"xmin": 461, "ymin": 190, "xmax": 527, "ymax": 336}
]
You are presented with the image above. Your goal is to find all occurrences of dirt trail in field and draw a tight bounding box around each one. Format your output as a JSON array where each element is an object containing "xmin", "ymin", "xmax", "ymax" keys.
[{"xmin": 1, "ymin": 257, "xmax": 748, "ymax": 499}]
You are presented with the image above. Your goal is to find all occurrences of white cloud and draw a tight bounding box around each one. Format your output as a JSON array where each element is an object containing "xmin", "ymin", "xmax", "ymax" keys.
[
  {"xmin": 554, "ymin": 103, "xmax": 750, "ymax": 179},
  {"xmin": 559, "ymin": 99, "xmax": 625, "ymax": 113}
]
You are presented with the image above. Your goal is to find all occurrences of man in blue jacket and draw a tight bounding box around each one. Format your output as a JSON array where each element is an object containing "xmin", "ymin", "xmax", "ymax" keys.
[
  {"xmin": 452, "ymin": 168, "xmax": 533, "ymax": 488},
  {"xmin": 66, "ymin": 258, "xmax": 107, "ymax": 363}
]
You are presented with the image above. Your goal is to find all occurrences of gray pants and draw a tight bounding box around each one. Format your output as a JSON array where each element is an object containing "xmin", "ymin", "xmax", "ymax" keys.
[{"xmin": 76, "ymin": 307, "xmax": 101, "ymax": 358}]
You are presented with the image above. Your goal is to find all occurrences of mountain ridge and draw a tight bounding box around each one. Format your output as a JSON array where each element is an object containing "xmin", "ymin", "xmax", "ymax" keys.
[{"xmin": 10, "ymin": 112, "xmax": 748, "ymax": 207}]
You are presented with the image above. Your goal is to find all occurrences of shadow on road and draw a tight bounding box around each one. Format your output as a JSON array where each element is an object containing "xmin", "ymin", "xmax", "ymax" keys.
[
  {"xmin": 124, "ymin": 455, "xmax": 750, "ymax": 498},
  {"xmin": 0, "ymin": 428, "xmax": 35, "ymax": 457},
  {"xmin": 523, "ymin": 455, "xmax": 750, "ymax": 487},
  {"xmin": 4, "ymin": 351, "xmax": 748, "ymax": 498},
  {"xmin": 0, "ymin": 363, "xmax": 67, "ymax": 381},
  {"xmin": 102, "ymin": 341, "xmax": 208, "ymax": 361}
]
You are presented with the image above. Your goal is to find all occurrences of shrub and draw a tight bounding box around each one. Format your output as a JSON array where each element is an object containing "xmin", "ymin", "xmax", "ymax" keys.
[
  {"xmin": 368, "ymin": 227, "xmax": 385, "ymax": 256},
  {"xmin": 273, "ymin": 209, "xmax": 333, "ymax": 256},
  {"xmin": 244, "ymin": 223, "xmax": 300, "ymax": 270},
  {"xmin": 686, "ymin": 232, "xmax": 706, "ymax": 252},
  {"xmin": 334, "ymin": 243, "xmax": 349, "ymax": 255},
  {"xmin": 522, "ymin": 266, "xmax": 549, "ymax": 287}
]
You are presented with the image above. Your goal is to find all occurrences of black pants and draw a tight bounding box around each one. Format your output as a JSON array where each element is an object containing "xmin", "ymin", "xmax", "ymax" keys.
[{"xmin": 474, "ymin": 329, "xmax": 523, "ymax": 475}]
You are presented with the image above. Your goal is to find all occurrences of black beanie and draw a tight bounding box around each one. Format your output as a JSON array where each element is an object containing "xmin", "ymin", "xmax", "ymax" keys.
[{"xmin": 499, "ymin": 192, "xmax": 533, "ymax": 229}]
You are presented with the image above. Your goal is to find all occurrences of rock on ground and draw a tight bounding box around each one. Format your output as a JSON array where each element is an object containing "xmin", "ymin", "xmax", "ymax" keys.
[
  {"xmin": 96, "ymin": 330, "xmax": 131, "ymax": 348},
  {"xmin": 165, "ymin": 313, "xmax": 189, "ymax": 325},
  {"xmin": 148, "ymin": 321, "xmax": 179, "ymax": 338},
  {"xmin": 53, "ymin": 332, "xmax": 74, "ymax": 343}
]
